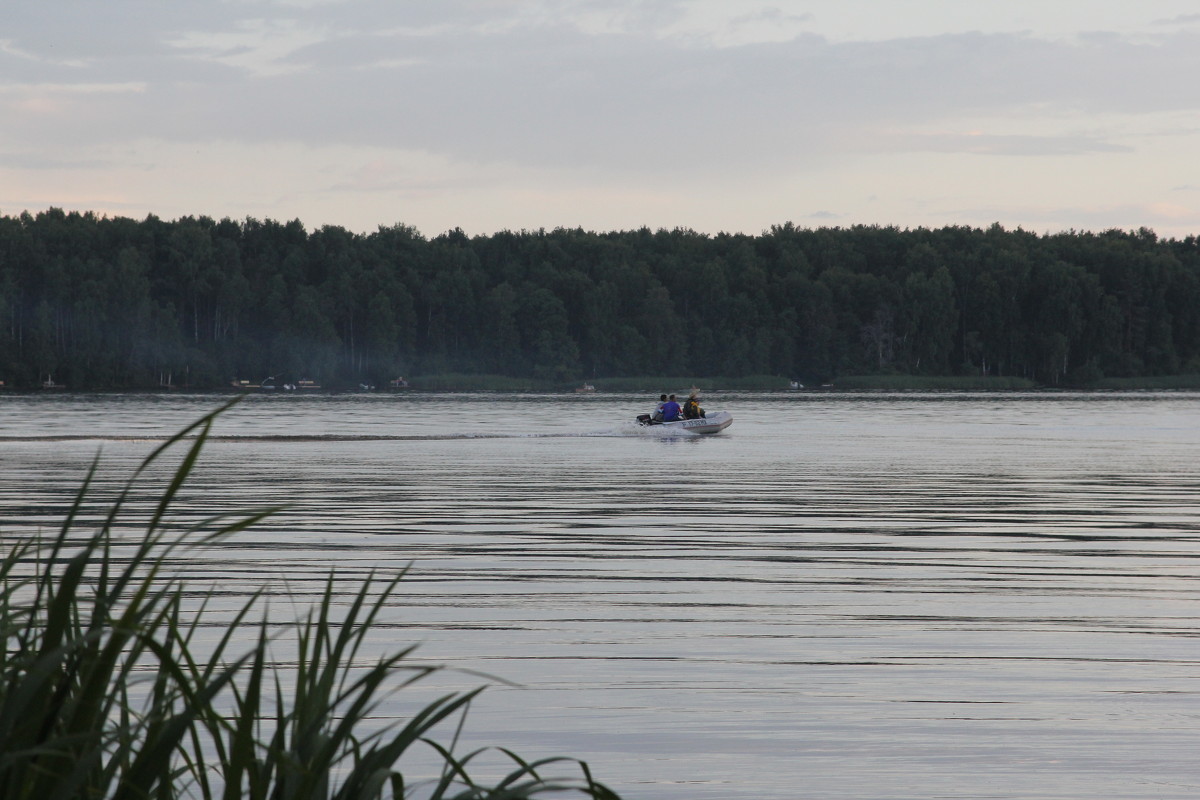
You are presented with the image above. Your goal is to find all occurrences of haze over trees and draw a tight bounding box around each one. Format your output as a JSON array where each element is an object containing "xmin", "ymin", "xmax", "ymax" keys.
[{"xmin": 1, "ymin": 208, "xmax": 1198, "ymax": 389}]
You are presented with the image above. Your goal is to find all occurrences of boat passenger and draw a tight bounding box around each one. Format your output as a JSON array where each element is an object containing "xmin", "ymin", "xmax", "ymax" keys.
[
  {"xmin": 652, "ymin": 393, "xmax": 667, "ymax": 422},
  {"xmin": 682, "ymin": 391, "xmax": 704, "ymax": 419},
  {"xmin": 661, "ymin": 394, "xmax": 682, "ymax": 422}
]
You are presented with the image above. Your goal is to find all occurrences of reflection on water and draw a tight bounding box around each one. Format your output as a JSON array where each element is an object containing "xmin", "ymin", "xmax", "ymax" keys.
[{"xmin": 2, "ymin": 392, "xmax": 1199, "ymax": 799}]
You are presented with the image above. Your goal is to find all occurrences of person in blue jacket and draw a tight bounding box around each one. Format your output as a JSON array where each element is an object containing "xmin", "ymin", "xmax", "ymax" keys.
[
  {"xmin": 652, "ymin": 393, "xmax": 668, "ymax": 421},
  {"xmin": 661, "ymin": 394, "xmax": 682, "ymax": 422}
]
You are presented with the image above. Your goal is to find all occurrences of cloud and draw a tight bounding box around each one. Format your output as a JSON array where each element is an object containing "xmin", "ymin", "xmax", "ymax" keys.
[
  {"xmin": 5, "ymin": 2, "xmax": 1200, "ymax": 239},
  {"xmin": 6, "ymin": 3, "xmax": 1200, "ymax": 178},
  {"xmin": 0, "ymin": 151, "xmax": 115, "ymax": 171},
  {"xmin": 167, "ymin": 18, "xmax": 334, "ymax": 77},
  {"xmin": 951, "ymin": 200, "xmax": 1200, "ymax": 235},
  {"xmin": 0, "ymin": 82, "xmax": 147, "ymax": 95},
  {"xmin": 876, "ymin": 131, "xmax": 1132, "ymax": 157},
  {"xmin": 1153, "ymin": 13, "xmax": 1200, "ymax": 26}
]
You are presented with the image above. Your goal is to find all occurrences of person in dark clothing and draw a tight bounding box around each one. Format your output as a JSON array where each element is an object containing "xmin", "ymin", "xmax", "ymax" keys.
[{"xmin": 682, "ymin": 390, "xmax": 704, "ymax": 419}]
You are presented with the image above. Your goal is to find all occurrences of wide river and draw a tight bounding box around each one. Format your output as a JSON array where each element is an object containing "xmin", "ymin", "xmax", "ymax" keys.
[{"xmin": 2, "ymin": 391, "xmax": 1198, "ymax": 799}]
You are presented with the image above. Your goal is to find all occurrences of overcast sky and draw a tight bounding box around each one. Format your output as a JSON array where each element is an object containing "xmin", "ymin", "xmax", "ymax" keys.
[{"xmin": 4, "ymin": 1, "xmax": 1200, "ymax": 239}]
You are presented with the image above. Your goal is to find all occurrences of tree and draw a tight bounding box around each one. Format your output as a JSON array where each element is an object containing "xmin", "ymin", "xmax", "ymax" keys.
[
  {"xmin": 520, "ymin": 287, "xmax": 579, "ymax": 381},
  {"xmin": 902, "ymin": 266, "xmax": 957, "ymax": 373},
  {"xmin": 860, "ymin": 305, "xmax": 895, "ymax": 370}
]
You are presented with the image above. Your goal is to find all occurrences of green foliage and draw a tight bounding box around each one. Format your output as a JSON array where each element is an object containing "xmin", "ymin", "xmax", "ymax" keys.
[
  {"xmin": 408, "ymin": 373, "xmax": 557, "ymax": 392},
  {"xmin": 1089, "ymin": 374, "xmax": 1200, "ymax": 390},
  {"xmin": 4, "ymin": 211, "xmax": 1200, "ymax": 388},
  {"xmin": 832, "ymin": 374, "xmax": 1038, "ymax": 391},
  {"xmin": 0, "ymin": 401, "xmax": 620, "ymax": 800}
]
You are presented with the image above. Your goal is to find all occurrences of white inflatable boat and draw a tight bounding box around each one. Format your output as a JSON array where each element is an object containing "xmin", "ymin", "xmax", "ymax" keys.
[{"xmin": 635, "ymin": 410, "xmax": 733, "ymax": 435}]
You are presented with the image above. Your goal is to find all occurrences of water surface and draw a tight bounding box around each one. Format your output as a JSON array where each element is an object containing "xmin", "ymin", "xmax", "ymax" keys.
[{"xmin": 2, "ymin": 391, "xmax": 1198, "ymax": 799}]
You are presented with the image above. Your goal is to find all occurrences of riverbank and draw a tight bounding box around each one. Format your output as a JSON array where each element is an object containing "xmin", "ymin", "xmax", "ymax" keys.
[
  {"xmin": 8, "ymin": 372, "xmax": 1200, "ymax": 393},
  {"xmin": 402, "ymin": 373, "xmax": 1200, "ymax": 392}
]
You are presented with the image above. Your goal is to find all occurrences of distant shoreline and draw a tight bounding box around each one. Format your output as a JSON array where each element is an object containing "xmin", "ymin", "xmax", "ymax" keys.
[{"xmin": 7, "ymin": 373, "xmax": 1200, "ymax": 394}]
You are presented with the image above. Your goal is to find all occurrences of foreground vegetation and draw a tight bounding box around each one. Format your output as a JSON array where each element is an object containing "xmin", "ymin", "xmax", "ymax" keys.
[
  {"xmin": 0, "ymin": 402, "xmax": 619, "ymax": 799},
  {"xmin": 3, "ymin": 209, "xmax": 1200, "ymax": 390}
]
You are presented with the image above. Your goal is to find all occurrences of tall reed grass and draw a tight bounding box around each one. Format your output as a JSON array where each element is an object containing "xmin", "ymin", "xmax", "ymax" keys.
[{"xmin": 0, "ymin": 400, "xmax": 620, "ymax": 799}]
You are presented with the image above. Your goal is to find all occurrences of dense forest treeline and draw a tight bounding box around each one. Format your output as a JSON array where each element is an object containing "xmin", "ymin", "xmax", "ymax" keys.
[{"xmin": 1, "ymin": 208, "xmax": 1199, "ymax": 390}]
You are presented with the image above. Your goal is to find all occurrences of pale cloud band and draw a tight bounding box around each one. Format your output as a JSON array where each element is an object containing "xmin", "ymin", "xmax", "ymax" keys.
[{"xmin": 3, "ymin": 1, "xmax": 1200, "ymax": 238}]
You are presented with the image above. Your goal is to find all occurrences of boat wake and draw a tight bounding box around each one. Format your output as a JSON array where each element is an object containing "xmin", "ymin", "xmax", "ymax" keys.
[
  {"xmin": 0, "ymin": 419, "xmax": 722, "ymax": 443},
  {"xmin": 0, "ymin": 429, "xmax": 643, "ymax": 443}
]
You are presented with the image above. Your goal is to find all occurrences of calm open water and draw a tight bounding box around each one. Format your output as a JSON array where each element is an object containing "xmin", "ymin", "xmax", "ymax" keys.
[{"xmin": 2, "ymin": 391, "xmax": 1198, "ymax": 799}]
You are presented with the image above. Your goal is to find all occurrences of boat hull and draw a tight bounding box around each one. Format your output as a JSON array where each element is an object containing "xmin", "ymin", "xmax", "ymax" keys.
[{"xmin": 637, "ymin": 410, "xmax": 732, "ymax": 435}]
